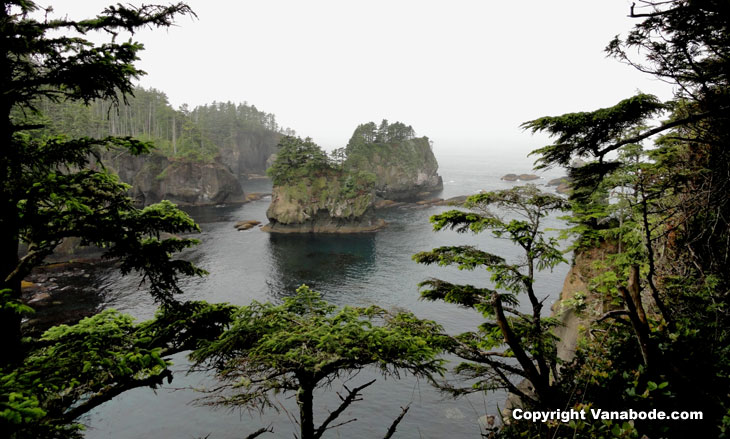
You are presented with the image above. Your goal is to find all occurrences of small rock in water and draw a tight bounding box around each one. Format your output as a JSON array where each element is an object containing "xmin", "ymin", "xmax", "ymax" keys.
[
  {"xmin": 234, "ymin": 220, "xmax": 261, "ymax": 230},
  {"xmin": 246, "ymin": 192, "xmax": 270, "ymax": 201},
  {"xmin": 501, "ymin": 173, "xmax": 540, "ymax": 181}
]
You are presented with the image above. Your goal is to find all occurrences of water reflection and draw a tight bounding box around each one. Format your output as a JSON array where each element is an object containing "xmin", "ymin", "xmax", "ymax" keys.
[
  {"xmin": 178, "ymin": 203, "xmax": 243, "ymax": 224},
  {"xmin": 266, "ymin": 232, "xmax": 377, "ymax": 300}
]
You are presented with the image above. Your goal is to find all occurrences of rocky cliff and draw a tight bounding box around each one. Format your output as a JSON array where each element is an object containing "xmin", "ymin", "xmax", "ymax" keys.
[
  {"xmin": 552, "ymin": 242, "xmax": 617, "ymax": 362},
  {"xmin": 104, "ymin": 152, "xmax": 245, "ymax": 206},
  {"xmin": 345, "ymin": 136, "xmax": 443, "ymax": 201},
  {"xmin": 215, "ymin": 128, "xmax": 281, "ymax": 177},
  {"xmin": 263, "ymin": 171, "xmax": 385, "ymax": 233}
]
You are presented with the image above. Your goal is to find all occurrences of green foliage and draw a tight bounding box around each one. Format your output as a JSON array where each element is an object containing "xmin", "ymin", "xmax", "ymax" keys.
[
  {"xmin": 191, "ymin": 285, "xmax": 447, "ymax": 439},
  {"xmin": 523, "ymin": 94, "xmax": 665, "ymax": 170},
  {"xmin": 508, "ymin": 1, "xmax": 730, "ymax": 437},
  {"xmin": 0, "ymin": 301, "xmax": 235, "ymax": 439},
  {"xmin": 0, "ymin": 2, "xmax": 238, "ymax": 437},
  {"xmin": 25, "ymin": 87, "xmax": 288, "ymax": 163},
  {"xmin": 266, "ymin": 136, "xmax": 332, "ymax": 185},
  {"xmin": 346, "ymin": 119, "xmax": 416, "ymax": 149},
  {"xmin": 344, "ymin": 127, "xmax": 435, "ymax": 179},
  {"xmin": 414, "ymin": 185, "xmax": 568, "ymax": 407}
]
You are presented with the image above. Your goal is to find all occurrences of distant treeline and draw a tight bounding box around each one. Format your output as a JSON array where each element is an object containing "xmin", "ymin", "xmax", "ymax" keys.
[
  {"xmin": 347, "ymin": 119, "xmax": 417, "ymax": 147},
  {"xmin": 27, "ymin": 87, "xmax": 294, "ymax": 162}
]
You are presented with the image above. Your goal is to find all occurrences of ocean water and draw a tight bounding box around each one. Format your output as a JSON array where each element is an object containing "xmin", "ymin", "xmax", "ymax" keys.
[{"xmin": 83, "ymin": 146, "xmax": 571, "ymax": 438}]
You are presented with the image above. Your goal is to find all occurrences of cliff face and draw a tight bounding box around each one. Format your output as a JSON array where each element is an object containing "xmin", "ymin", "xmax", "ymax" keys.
[
  {"xmin": 345, "ymin": 137, "xmax": 443, "ymax": 201},
  {"xmin": 104, "ymin": 152, "xmax": 245, "ymax": 206},
  {"xmin": 551, "ymin": 243, "xmax": 617, "ymax": 362},
  {"xmin": 263, "ymin": 171, "xmax": 385, "ymax": 233},
  {"xmin": 215, "ymin": 129, "xmax": 281, "ymax": 177}
]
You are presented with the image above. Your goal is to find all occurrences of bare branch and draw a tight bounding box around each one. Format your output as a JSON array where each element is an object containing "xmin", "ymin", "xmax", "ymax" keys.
[
  {"xmin": 313, "ymin": 379, "xmax": 376, "ymax": 438},
  {"xmin": 595, "ymin": 310, "xmax": 631, "ymax": 324},
  {"xmin": 243, "ymin": 425, "xmax": 274, "ymax": 439},
  {"xmin": 383, "ymin": 404, "xmax": 411, "ymax": 439}
]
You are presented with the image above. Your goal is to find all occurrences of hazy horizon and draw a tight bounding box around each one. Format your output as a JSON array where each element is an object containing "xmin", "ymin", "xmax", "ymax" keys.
[{"xmin": 56, "ymin": 1, "xmax": 673, "ymax": 150}]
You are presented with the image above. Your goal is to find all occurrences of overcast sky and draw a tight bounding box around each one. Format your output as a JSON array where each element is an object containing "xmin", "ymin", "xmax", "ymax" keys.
[{"xmin": 56, "ymin": 0, "xmax": 672, "ymax": 152}]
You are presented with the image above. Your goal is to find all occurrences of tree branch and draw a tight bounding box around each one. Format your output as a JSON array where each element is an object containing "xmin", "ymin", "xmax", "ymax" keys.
[
  {"xmin": 60, "ymin": 369, "xmax": 172, "ymax": 423},
  {"xmin": 492, "ymin": 293, "xmax": 543, "ymax": 394},
  {"xmin": 595, "ymin": 309, "xmax": 631, "ymax": 324},
  {"xmin": 383, "ymin": 404, "xmax": 410, "ymax": 439},
  {"xmin": 243, "ymin": 425, "xmax": 274, "ymax": 439},
  {"xmin": 597, "ymin": 109, "xmax": 718, "ymax": 159},
  {"xmin": 629, "ymin": 2, "xmax": 682, "ymax": 18},
  {"xmin": 313, "ymin": 379, "xmax": 376, "ymax": 438}
]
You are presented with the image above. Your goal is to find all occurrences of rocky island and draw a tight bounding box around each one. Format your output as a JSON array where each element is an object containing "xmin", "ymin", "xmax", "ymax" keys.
[
  {"xmin": 262, "ymin": 121, "xmax": 444, "ymax": 233},
  {"xmin": 262, "ymin": 136, "xmax": 385, "ymax": 233},
  {"xmin": 344, "ymin": 120, "xmax": 442, "ymax": 200}
]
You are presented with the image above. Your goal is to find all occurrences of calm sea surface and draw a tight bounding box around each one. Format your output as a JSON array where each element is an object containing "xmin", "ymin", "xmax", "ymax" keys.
[{"xmin": 83, "ymin": 146, "xmax": 571, "ymax": 438}]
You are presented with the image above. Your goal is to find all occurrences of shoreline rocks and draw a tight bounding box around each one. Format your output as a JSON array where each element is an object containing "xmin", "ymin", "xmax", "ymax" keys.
[
  {"xmin": 262, "ymin": 216, "xmax": 387, "ymax": 233},
  {"xmin": 501, "ymin": 173, "xmax": 540, "ymax": 182},
  {"xmin": 262, "ymin": 170, "xmax": 385, "ymax": 234},
  {"xmin": 547, "ymin": 176, "xmax": 572, "ymax": 195}
]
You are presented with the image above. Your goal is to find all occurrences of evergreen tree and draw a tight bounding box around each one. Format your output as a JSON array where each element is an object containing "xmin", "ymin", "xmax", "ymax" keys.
[
  {"xmin": 266, "ymin": 135, "xmax": 331, "ymax": 185},
  {"xmin": 413, "ymin": 186, "xmax": 568, "ymax": 408},
  {"xmin": 191, "ymin": 285, "xmax": 447, "ymax": 439},
  {"xmin": 515, "ymin": 1, "xmax": 730, "ymax": 436},
  {"xmin": 0, "ymin": 2, "xmax": 231, "ymax": 437}
]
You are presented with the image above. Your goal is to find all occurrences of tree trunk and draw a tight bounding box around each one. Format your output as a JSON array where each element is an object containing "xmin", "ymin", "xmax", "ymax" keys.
[
  {"xmin": 297, "ymin": 383, "xmax": 315, "ymax": 439},
  {"xmin": 0, "ymin": 98, "xmax": 23, "ymax": 366},
  {"xmin": 172, "ymin": 115, "xmax": 177, "ymax": 156},
  {"xmin": 0, "ymin": 234, "xmax": 22, "ymax": 367},
  {"xmin": 492, "ymin": 292, "xmax": 551, "ymax": 405},
  {"xmin": 619, "ymin": 267, "xmax": 653, "ymax": 369}
]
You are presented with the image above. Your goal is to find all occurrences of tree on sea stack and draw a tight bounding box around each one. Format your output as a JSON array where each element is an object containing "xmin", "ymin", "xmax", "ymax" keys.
[
  {"xmin": 266, "ymin": 135, "xmax": 331, "ymax": 185},
  {"xmin": 191, "ymin": 285, "xmax": 447, "ymax": 439},
  {"xmin": 0, "ymin": 2, "xmax": 233, "ymax": 437},
  {"xmin": 413, "ymin": 185, "xmax": 568, "ymax": 408}
]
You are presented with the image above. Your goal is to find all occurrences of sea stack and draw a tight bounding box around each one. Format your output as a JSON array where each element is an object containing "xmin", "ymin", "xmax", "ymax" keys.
[
  {"xmin": 344, "ymin": 120, "xmax": 443, "ymax": 201},
  {"xmin": 262, "ymin": 136, "xmax": 385, "ymax": 233}
]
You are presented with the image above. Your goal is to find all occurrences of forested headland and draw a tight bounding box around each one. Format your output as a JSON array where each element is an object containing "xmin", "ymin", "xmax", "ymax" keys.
[
  {"xmin": 29, "ymin": 86, "xmax": 292, "ymax": 165},
  {"xmin": 20, "ymin": 86, "xmax": 289, "ymax": 206}
]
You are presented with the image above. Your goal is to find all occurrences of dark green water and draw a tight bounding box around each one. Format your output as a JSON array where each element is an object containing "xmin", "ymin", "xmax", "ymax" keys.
[{"xmin": 83, "ymin": 149, "xmax": 570, "ymax": 438}]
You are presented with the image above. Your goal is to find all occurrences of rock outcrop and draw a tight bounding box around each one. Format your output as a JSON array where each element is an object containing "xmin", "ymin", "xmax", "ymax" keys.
[
  {"xmin": 547, "ymin": 176, "xmax": 570, "ymax": 186},
  {"xmin": 552, "ymin": 242, "xmax": 617, "ymax": 361},
  {"xmin": 104, "ymin": 152, "xmax": 245, "ymax": 206},
  {"xmin": 263, "ymin": 173, "xmax": 385, "ymax": 233},
  {"xmin": 547, "ymin": 176, "xmax": 572, "ymax": 195},
  {"xmin": 346, "ymin": 137, "xmax": 443, "ymax": 201},
  {"xmin": 501, "ymin": 173, "xmax": 540, "ymax": 181}
]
